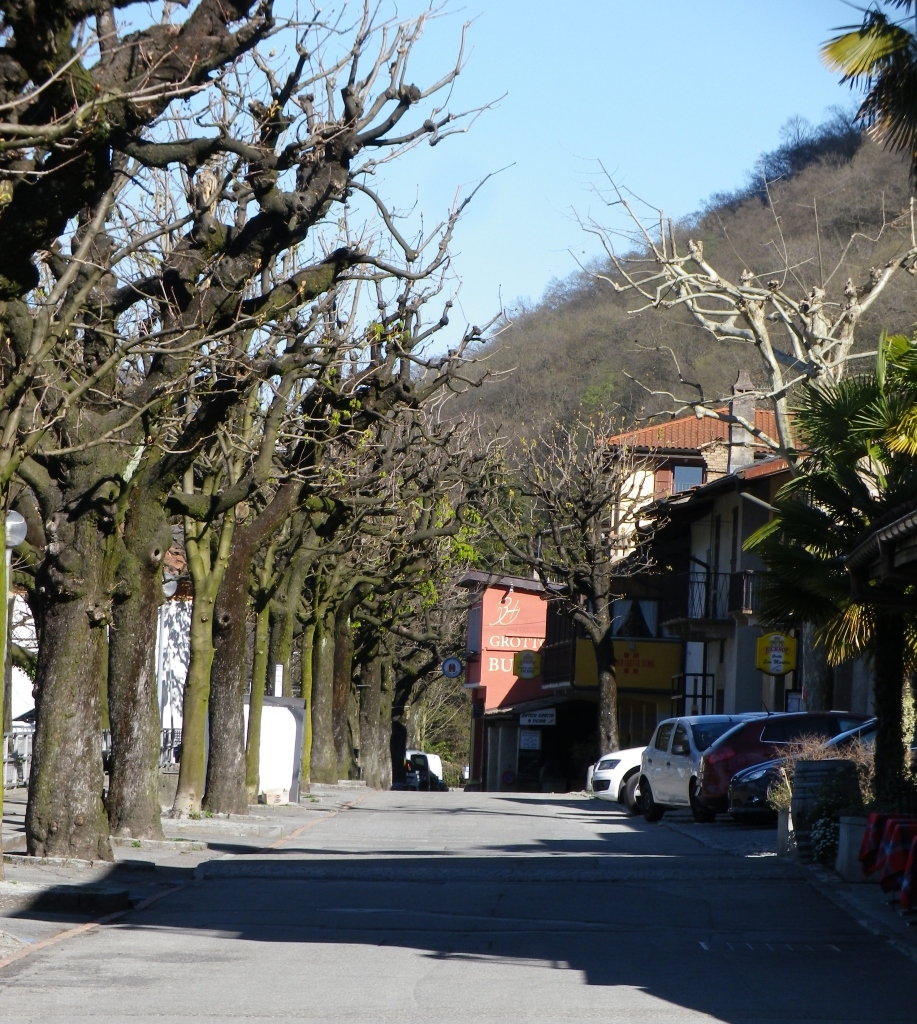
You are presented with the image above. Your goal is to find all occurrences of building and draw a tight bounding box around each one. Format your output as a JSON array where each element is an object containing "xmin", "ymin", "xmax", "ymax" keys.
[{"xmin": 459, "ymin": 375, "xmax": 821, "ymax": 792}]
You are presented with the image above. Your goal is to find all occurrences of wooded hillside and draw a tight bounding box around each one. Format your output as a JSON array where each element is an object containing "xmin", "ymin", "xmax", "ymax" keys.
[{"xmin": 453, "ymin": 117, "xmax": 917, "ymax": 439}]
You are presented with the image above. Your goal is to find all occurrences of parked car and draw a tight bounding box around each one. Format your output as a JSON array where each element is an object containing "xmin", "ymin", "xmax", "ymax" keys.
[
  {"xmin": 697, "ymin": 711, "xmax": 870, "ymax": 816},
  {"xmin": 587, "ymin": 747, "xmax": 645, "ymax": 813},
  {"xmin": 639, "ymin": 714, "xmax": 767, "ymax": 823},
  {"xmin": 725, "ymin": 718, "xmax": 910, "ymax": 820}
]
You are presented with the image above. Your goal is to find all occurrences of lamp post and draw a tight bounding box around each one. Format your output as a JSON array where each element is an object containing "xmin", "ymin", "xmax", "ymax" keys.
[{"xmin": 0, "ymin": 510, "xmax": 27, "ymax": 872}]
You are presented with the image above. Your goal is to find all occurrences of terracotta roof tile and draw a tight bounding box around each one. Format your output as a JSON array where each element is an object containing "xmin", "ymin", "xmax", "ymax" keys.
[{"xmin": 611, "ymin": 408, "xmax": 778, "ymax": 451}]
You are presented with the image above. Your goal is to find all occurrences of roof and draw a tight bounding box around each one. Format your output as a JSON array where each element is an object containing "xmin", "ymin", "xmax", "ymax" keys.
[
  {"xmin": 610, "ymin": 408, "xmax": 779, "ymax": 452},
  {"xmin": 457, "ymin": 571, "xmax": 547, "ymax": 593}
]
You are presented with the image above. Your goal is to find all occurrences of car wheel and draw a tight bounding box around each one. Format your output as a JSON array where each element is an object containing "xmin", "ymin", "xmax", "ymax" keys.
[
  {"xmin": 690, "ymin": 780, "xmax": 716, "ymax": 823},
  {"xmin": 621, "ymin": 771, "xmax": 640, "ymax": 815},
  {"xmin": 641, "ymin": 778, "xmax": 664, "ymax": 822}
]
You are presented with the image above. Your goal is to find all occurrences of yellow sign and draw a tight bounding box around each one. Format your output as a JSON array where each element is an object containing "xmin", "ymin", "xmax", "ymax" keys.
[
  {"xmin": 572, "ymin": 639, "xmax": 682, "ymax": 692},
  {"xmin": 756, "ymin": 632, "xmax": 797, "ymax": 675},
  {"xmin": 513, "ymin": 650, "xmax": 542, "ymax": 679}
]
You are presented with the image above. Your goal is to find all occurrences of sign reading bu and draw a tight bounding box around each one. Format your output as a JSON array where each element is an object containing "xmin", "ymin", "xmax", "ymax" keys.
[{"xmin": 755, "ymin": 632, "xmax": 797, "ymax": 676}]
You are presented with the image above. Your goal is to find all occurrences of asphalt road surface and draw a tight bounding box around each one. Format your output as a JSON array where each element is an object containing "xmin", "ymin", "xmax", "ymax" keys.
[{"xmin": 1, "ymin": 790, "xmax": 915, "ymax": 1023}]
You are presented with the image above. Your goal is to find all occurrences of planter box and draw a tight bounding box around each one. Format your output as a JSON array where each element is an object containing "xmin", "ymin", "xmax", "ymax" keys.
[{"xmin": 834, "ymin": 816, "xmax": 877, "ymax": 883}]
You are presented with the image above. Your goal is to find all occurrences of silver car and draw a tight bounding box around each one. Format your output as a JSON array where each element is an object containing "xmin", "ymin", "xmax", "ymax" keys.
[{"xmin": 640, "ymin": 714, "xmax": 766, "ymax": 823}]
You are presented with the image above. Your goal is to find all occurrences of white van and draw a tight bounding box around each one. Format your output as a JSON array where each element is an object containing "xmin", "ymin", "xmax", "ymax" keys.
[{"xmin": 405, "ymin": 749, "xmax": 448, "ymax": 791}]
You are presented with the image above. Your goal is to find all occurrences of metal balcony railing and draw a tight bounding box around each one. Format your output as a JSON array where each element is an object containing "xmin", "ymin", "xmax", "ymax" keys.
[
  {"xmin": 660, "ymin": 572, "xmax": 731, "ymax": 623},
  {"xmin": 728, "ymin": 570, "xmax": 763, "ymax": 617}
]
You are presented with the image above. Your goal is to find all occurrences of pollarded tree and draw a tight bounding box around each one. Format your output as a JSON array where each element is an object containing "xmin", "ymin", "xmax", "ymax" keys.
[
  {"xmin": 0, "ymin": 2, "xmax": 489, "ymax": 858},
  {"xmin": 579, "ymin": 162, "xmax": 917, "ymax": 459}
]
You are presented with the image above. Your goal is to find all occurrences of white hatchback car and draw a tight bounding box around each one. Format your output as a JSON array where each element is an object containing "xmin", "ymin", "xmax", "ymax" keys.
[
  {"xmin": 587, "ymin": 746, "xmax": 645, "ymax": 813},
  {"xmin": 639, "ymin": 714, "xmax": 765, "ymax": 823}
]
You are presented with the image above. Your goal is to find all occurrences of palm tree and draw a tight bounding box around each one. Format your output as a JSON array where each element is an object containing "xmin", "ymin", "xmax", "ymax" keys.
[
  {"xmin": 748, "ymin": 337, "xmax": 917, "ymax": 801},
  {"xmin": 822, "ymin": 1, "xmax": 917, "ymax": 182}
]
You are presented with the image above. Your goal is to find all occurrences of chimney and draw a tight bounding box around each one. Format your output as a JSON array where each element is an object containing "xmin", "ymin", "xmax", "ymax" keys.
[
  {"xmin": 701, "ymin": 441, "xmax": 729, "ymax": 481},
  {"xmin": 728, "ymin": 370, "xmax": 756, "ymax": 473}
]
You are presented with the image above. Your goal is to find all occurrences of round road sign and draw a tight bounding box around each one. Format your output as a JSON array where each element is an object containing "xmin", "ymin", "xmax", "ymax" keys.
[{"xmin": 441, "ymin": 657, "xmax": 463, "ymax": 679}]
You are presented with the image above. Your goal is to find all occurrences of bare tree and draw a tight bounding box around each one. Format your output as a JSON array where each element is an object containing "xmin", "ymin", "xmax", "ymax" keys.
[
  {"xmin": 0, "ymin": 1, "xmax": 492, "ymax": 858},
  {"xmin": 488, "ymin": 419, "xmax": 657, "ymax": 752}
]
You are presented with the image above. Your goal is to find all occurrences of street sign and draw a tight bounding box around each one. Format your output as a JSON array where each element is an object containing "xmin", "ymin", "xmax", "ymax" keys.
[
  {"xmin": 755, "ymin": 632, "xmax": 797, "ymax": 676},
  {"xmin": 520, "ymin": 709, "xmax": 556, "ymax": 726},
  {"xmin": 513, "ymin": 650, "xmax": 542, "ymax": 680},
  {"xmin": 441, "ymin": 657, "xmax": 463, "ymax": 679}
]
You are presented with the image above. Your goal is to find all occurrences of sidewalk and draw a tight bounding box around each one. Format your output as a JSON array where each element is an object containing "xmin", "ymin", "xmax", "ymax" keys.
[
  {"xmin": 1, "ymin": 783, "xmax": 366, "ymax": 953},
  {"xmin": 662, "ymin": 809, "xmax": 917, "ymax": 963}
]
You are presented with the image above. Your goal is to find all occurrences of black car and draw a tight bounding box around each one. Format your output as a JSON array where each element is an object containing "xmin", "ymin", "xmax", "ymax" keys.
[{"xmin": 727, "ymin": 718, "xmax": 878, "ymax": 820}]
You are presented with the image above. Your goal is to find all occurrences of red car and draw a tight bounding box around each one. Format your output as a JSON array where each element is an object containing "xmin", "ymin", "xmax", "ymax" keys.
[{"xmin": 697, "ymin": 712, "xmax": 869, "ymax": 815}]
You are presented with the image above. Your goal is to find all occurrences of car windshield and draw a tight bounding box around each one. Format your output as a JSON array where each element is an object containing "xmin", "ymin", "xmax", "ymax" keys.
[
  {"xmin": 690, "ymin": 720, "xmax": 740, "ymax": 751},
  {"xmin": 825, "ymin": 721, "xmax": 877, "ymax": 750}
]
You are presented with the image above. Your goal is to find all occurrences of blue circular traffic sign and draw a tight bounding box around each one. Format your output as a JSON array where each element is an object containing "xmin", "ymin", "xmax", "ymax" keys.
[{"xmin": 441, "ymin": 657, "xmax": 463, "ymax": 679}]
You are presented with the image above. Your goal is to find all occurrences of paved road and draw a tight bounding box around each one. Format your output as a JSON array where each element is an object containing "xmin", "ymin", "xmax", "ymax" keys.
[{"xmin": 1, "ymin": 791, "xmax": 915, "ymax": 1022}]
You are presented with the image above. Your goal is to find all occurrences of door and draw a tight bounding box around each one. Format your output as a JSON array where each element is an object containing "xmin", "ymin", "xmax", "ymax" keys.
[
  {"xmin": 644, "ymin": 721, "xmax": 674, "ymax": 801},
  {"xmin": 665, "ymin": 722, "xmax": 693, "ymax": 806}
]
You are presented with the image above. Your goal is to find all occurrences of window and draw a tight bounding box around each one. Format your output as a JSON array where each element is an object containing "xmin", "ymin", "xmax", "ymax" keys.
[
  {"xmin": 654, "ymin": 722, "xmax": 674, "ymax": 751},
  {"xmin": 673, "ymin": 465, "xmax": 704, "ymax": 492},
  {"xmin": 671, "ymin": 724, "xmax": 690, "ymax": 756},
  {"xmin": 761, "ymin": 720, "xmax": 786, "ymax": 743}
]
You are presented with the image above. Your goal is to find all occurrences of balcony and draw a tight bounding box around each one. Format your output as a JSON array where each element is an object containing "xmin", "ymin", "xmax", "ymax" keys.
[{"xmin": 660, "ymin": 572, "xmax": 733, "ymax": 639}]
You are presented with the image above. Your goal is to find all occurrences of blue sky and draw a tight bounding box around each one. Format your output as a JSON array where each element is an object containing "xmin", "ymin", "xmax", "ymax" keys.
[{"xmin": 372, "ymin": 1, "xmax": 866, "ymax": 333}]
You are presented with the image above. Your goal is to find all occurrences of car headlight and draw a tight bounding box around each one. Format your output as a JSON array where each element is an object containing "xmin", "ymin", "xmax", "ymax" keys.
[
  {"xmin": 742, "ymin": 766, "xmax": 771, "ymax": 781},
  {"xmin": 596, "ymin": 758, "xmax": 620, "ymax": 771}
]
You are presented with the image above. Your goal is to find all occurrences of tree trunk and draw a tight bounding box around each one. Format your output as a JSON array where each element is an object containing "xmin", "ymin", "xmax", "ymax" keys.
[
  {"xmin": 203, "ymin": 538, "xmax": 251, "ymax": 816},
  {"xmin": 245, "ymin": 601, "xmax": 270, "ymax": 804},
  {"xmin": 106, "ymin": 502, "xmax": 172, "ymax": 838},
  {"xmin": 801, "ymin": 622, "xmax": 831, "ymax": 712},
  {"xmin": 171, "ymin": 583, "xmax": 218, "ymax": 816},
  {"xmin": 333, "ymin": 607, "xmax": 356, "ymax": 779},
  {"xmin": 873, "ymin": 611, "xmax": 907, "ymax": 803},
  {"xmin": 595, "ymin": 633, "xmax": 619, "ymax": 754},
  {"xmin": 358, "ymin": 648, "xmax": 389, "ymax": 788},
  {"xmin": 205, "ymin": 490, "xmax": 301, "ymax": 813},
  {"xmin": 27, "ymin": 548, "xmax": 113, "ymax": 860},
  {"xmin": 310, "ymin": 607, "xmax": 336, "ymax": 783},
  {"xmin": 299, "ymin": 618, "xmax": 315, "ymax": 789}
]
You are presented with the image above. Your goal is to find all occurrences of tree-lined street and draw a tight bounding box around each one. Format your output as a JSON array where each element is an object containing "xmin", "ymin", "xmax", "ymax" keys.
[{"xmin": 2, "ymin": 791, "xmax": 916, "ymax": 1023}]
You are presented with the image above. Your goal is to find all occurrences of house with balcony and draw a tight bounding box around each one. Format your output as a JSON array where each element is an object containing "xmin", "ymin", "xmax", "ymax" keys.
[{"xmin": 650, "ymin": 456, "xmax": 798, "ymax": 715}]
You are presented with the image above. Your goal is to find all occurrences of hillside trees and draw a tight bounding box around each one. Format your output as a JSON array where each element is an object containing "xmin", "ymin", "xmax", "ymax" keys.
[
  {"xmin": 0, "ymin": 1, "xmax": 491, "ymax": 858},
  {"xmin": 580, "ymin": 165, "xmax": 917, "ymax": 459}
]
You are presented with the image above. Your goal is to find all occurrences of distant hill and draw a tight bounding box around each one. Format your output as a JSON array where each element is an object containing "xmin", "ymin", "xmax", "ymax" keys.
[{"xmin": 450, "ymin": 116, "xmax": 917, "ymax": 443}]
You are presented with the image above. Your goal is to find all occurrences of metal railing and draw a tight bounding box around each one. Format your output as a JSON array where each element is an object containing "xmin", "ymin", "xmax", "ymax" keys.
[
  {"xmin": 728, "ymin": 570, "xmax": 763, "ymax": 616},
  {"xmin": 660, "ymin": 572, "xmax": 731, "ymax": 623},
  {"xmin": 3, "ymin": 727, "xmax": 183, "ymax": 789}
]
